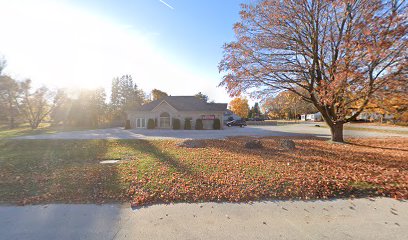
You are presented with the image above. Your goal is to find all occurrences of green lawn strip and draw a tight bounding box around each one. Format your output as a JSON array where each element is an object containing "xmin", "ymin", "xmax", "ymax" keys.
[
  {"xmin": 347, "ymin": 181, "xmax": 384, "ymax": 197},
  {"xmin": 0, "ymin": 123, "xmax": 55, "ymax": 139},
  {"xmin": 0, "ymin": 123, "xmax": 97, "ymax": 139},
  {"xmin": 344, "ymin": 126, "xmax": 408, "ymax": 135},
  {"xmin": 0, "ymin": 140, "xmax": 128, "ymax": 204},
  {"xmin": 349, "ymin": 181, "xmax": 381, "ymax": 189}
]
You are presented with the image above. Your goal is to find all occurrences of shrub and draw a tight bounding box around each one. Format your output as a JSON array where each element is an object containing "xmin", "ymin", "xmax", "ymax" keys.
[
  {"xmin": 184, "ymin": 118, "xmax": 192, "ymax": 130},
  {"xmin": 195, "ymin": 119, "xmax": 203, "ymax": 130},
  {"xmin": 213, "ymin": 118, "xmax": 221, "ymax": 130},
  {"xmin": 172, "ymin": 118, "xmax": 181, "ymax": 130},
  {"xmin": 147, "ymin": 119, "xmax": 155, "ymax": 129},
  {"xmin": 124, "ymin": 120, "xmax": 131, "ymax": 129}
]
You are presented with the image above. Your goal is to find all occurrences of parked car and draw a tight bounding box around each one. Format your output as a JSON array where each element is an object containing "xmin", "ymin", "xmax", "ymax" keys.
[{"xmin": 226, "ymin": 119, "xmax": 247, "ymax": 127}]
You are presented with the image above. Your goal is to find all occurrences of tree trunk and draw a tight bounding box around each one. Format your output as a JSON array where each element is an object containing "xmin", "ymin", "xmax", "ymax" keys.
[
  {"xmin": 9, "ymin": 117, "xmax": 15, "ymax": 129},
  {"xmin": 8, "ymin": 100, "xmax": 15, "ymax": 129},
  {"xmin": 329, "ymin": 123, "xmax": 344, "ymax": 143},
  {"xmin": 30, "ymin": 121, "xmax": 40, "ymax": 130}
]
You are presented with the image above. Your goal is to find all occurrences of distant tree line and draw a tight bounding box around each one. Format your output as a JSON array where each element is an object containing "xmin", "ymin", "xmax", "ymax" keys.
[
  {"xmin": 263, "ymin": 90, "xmax": 317, "ymax": 120},
  {"xmin": 0, "ymin": 57, "xmax": 211, "ymax": 129},
  {"xmin": 0, "ymin": 60, "xmax": 63, "ymax": 129},
  {"xmin": 228, "ymin": 97, "xmax": 269, "ymax": 120}
]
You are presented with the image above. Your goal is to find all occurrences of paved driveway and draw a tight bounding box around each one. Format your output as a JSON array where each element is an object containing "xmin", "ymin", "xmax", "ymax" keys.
[
  {"xmin": 1, "ymin": 198, "xmax": 407, "ymax": 240},
  {"xmin": 13, "ymin": 123, "xmax": 407, "ymax": 140}
]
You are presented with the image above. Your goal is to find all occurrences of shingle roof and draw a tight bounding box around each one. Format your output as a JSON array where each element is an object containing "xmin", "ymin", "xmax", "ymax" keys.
[{"xmin": 137, "ymin": 96, "xmax": 227, "ymax": 112}]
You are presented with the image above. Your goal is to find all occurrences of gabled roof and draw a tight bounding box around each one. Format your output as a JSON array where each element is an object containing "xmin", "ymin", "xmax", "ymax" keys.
[{"xmin": 137, "ymin": 96, "xmax": 227, "ymax": 112}]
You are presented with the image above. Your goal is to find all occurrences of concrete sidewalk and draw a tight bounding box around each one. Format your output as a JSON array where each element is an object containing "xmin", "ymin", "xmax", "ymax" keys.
[{"xmin": 1, "ymin": 198, "xmax": 407, "ymax": 240}]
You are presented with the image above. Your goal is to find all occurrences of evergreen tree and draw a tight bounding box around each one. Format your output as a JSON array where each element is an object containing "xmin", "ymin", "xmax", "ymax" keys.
[
  {"xmin": 151, "ymin": 89, "xmax": 168, "ymax": 101},
  {"xmin": 110, "ymin": 75, "xmax": 145, "ymax": 121},
  {"xmin": 195, "ymin": 92, "xmax": 209, "ymax": 102},
  {"xmin": 0, "ymin": 75, "xmax": 20, "ymax": 128}
]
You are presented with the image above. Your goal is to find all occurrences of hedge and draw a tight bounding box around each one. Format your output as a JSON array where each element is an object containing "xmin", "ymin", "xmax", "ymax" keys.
[
  {"xmin": 124, "ymin": 120, "xmax": 131, "ymax": 129},
  {"xmin": 147, "ymin": 119, "xmax": 155, "ymax": 129},
  {"xmin": 213, "ymin": 118, "xmax": 221, "ymax": 130},
  {"xmin": 184, "ymin": 118, "xmax": 192, "ymax": 130},
  {"xmin": 172, "ymin": 118, "xmax": 181, "ymax": 130},
  {"xmin": 195, "ymin": 119, "xmax": 203, "ymax": 130}
]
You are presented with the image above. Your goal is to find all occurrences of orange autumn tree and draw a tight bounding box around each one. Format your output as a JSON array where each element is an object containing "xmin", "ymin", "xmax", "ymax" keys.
[
  {"xmin": 229, "ymin": 97, "xmax": 249, "ymax": 118},
  {"xmin": 370, "ymin": 76, "xmax": 408, "ymax": 122},
  {"xmin": 219, "ymin": 0, "xmax": 407, "ymax": 142}
]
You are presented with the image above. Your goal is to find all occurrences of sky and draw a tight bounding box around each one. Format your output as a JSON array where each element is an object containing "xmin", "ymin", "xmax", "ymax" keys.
[{"xmin": 0, "ymin": 0, "xmax": 250, "ymax": 103}]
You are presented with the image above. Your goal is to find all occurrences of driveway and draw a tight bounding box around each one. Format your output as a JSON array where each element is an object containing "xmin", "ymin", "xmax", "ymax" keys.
[
  {"xmin": 13, "ymin": 123, "xmax": 408, "ymax": 140},
  {"xmin": 1, "ymin": 198, "xmax": 407, "ymax": 240}
]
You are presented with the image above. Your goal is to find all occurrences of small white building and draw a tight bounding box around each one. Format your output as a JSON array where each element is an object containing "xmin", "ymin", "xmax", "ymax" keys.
[
  {"xmin": 126, "ymin": 96, "xmax": 227, "ymax": 129},
  {"xmin": 301, "ymin": 112, "xmax": 323, "ymax": 122},
  {"xmin": 356, "ymin": 112, "xmax": 394, "ymax": 122}
]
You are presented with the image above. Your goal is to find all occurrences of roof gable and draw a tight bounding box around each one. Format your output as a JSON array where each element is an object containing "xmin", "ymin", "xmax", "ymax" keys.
[{"xmin": 151, "ymin": 100, "xmax": 178, "ymax": 112}]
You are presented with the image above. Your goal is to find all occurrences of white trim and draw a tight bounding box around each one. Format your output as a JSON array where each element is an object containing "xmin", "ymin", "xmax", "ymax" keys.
[{"xmin": 151, "ymin": 100, "xmax": 178, "ymax": 112}]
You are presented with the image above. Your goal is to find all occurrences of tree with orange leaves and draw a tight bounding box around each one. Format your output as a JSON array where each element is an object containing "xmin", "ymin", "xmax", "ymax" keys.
[
  {"xmin": 370, "ymin": 76, "xmax": 408, "ymax": 123},
  {"xmin": 219, "ymin": 0, "xmax": 407, "ymax": 142},
  {"xmin": 229, "ymin": 97, "xmax": 249, "ymax": 118}
]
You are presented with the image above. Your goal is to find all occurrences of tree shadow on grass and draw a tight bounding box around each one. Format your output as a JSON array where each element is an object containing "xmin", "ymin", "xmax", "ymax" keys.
[
  {"xmin": 293, "ymin": 140, "xmax": 408, "ymax": 171},
  {"xmin": 198, "ymin": 137, "xmax": 407, "ymax": 199},
  {"xmin": 112, "ymin": 138, "xmax": 408, "ymax": 207},
  {"xmin": 346, "ymin": 142, "xmax": 408, "ymax": 152},
  {"xmin": 120, "ymin": 140, "xmax": 194, "ymax": 176},
  {"xmin": 0, "ymin": 139, "xmax": 127, "ymax": 204},
  {"xmin": 205, "ymin": 136, "xmax": 408, "ymax": 170}
]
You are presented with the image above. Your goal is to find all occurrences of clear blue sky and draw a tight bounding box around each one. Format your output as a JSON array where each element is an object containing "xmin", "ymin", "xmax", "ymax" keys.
[
  {"xmin": 0, "ymin": 0, "xmax": 251, "ymax": 103},
  {"xmin": 75, "ymin": 0, "xmax": 244, "ymax": 73}
]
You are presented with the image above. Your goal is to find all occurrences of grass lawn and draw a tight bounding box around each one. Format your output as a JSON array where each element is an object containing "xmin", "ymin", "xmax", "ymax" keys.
[
  {"xmin": 0, "ymin": 137, "xmax": 407, "ymax": 206},
  {"xmin": 315, "ymin": 123, "xmax": 408, "ymax": 135},
  {"xmin": 0, "ymin": 123, "xmax": 97, "ymax": 139},
  {"xmin": 343, "ymin": 126, "xmax": 408, "ymax": 135}
]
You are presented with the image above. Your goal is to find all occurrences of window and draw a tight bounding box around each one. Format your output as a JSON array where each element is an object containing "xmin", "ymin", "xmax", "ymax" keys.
[
  {"xmin": 159, "ymin": 112, "xmax": 170, "ymax": 128},
  {"xmin": 136, "ymin": 118, "xmax": 146, "ymax": 128}
]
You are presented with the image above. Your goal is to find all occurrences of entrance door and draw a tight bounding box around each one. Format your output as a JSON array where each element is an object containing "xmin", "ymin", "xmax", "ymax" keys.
[{"xmin": 159, "ymin": 112, "xmax": 171, "ymax": 128}]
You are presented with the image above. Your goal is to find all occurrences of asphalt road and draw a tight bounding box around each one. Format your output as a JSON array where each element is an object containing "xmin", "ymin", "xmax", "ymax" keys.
[
  {"xmin": 13, "ymin": 123, "xmax": 408, "ymax": 140},
  {"xmin": 1, "ymin": 198, "xmax": 407, "ymax": 240}
]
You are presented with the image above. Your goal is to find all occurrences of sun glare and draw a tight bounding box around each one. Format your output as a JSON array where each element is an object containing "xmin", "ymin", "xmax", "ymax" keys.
[
  {"xmin": 0, "ymin": 0, "xmax": 225, "ymax": 99},
  {"xmin": 0, "ymin": 1, "xmax": 156, "ymax": 88}
]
